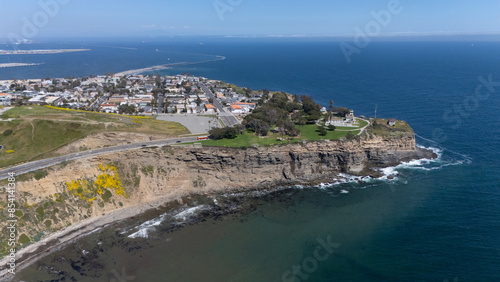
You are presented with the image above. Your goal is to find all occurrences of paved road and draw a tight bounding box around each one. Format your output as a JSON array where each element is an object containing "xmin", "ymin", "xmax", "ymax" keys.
[
  {"xmin": 0, "ymin": 136, "xmax": 199, "ymax": 181},
  {"xmin": 156, "ymin": 94, "xmax": 164, "ymax": 114},
  {"xmin": 199, "ymin": 84, "xmax": 239, "ymax": 127}
]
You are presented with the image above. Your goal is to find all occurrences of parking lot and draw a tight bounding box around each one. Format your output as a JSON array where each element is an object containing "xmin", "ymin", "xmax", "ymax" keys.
[{"xmin": 156, "ymin": 114, "xmax": 222, "ymax": 134}]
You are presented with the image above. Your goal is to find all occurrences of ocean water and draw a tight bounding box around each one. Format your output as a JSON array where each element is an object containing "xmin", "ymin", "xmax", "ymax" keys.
[{"xmin": 10, "ymin": 38, "xmax": 500, "ymax": 281}]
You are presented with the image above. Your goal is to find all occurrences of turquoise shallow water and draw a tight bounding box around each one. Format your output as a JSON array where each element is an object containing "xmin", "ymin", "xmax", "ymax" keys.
[{"xmin": 9, "ymin": 38, "xmax": 500, "ymax": 281}]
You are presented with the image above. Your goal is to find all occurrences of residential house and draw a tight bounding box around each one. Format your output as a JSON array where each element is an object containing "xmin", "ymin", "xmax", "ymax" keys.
[
  {"xmin": 205, "ymin": 104, "xmax": 215, "ymax": 114},
  {"xmin": 99, "ymin": 103, "xmax": 118, "ymax": 113},
  {"xmin": 0, "ymin": 93, "xmax": 12, "ymax": 105}
]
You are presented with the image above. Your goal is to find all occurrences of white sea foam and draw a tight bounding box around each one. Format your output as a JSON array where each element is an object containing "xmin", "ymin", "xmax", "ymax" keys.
[
  {"xmin": 315, "ymin": 143, "xmax": 469, "ymax": 191},
  {"xmin": 128, "ymin": 213, "xmax": 168, "ymax": 239},
  {"xmin": 128, "ymin": 205, "xmax": 211, "ymax": 239},
  {"xmin": 173, "ymin": 205, "xmax": 208, "ymax": 221}
]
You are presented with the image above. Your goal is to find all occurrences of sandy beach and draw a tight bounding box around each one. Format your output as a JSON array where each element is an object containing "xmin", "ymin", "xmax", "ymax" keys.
[{"xmin": 0, "ymin": 63, "xmax": 42, "ymax": 68}]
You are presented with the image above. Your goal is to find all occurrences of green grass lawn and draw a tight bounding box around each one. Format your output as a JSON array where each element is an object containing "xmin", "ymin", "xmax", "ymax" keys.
[
  {"xmin": 200, "ymin": 130, "xmax": 295, "ymax": 147},
  {"xmin": 197, "ymin": 122, "xmax": 363, "ymax": 148},
  {"xmin": 299, "ymin": 124, "xmax": 360, "ymax": 141},
  {"xmin": 0, "ymin": 106, "xmax": 189, "ymax": 168}
]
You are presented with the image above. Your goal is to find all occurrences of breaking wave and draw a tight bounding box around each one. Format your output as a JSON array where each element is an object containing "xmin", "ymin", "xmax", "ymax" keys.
[
  {"xmin": 315, "ymin": 141, "xmax": 471, "ymax": 193},
  {"xmin": 128, "ymin": 205, "xmax": 209, "ymax": 239}
]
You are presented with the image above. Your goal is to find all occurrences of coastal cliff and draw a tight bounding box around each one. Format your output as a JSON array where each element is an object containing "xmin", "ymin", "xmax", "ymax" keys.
[{"xmin": 0, "ymin": 130, "xmax": 435, "ymax": 278}]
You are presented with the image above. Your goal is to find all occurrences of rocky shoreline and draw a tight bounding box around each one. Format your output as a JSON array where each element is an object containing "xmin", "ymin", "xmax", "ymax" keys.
[{"xmin": 1, "ymin": 135, "xmax": 437, "ymax": 281}]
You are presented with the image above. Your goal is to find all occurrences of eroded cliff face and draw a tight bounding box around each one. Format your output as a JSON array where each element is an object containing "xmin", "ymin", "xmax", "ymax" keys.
[
  {"xmin": 74, "ymin": 133, "xmax": 424, "ymax": 200},
  {"xmin": 133, "ymin": 134, "xmax": 422, "ymax": 192},
  {"xmin": 0, "ymin": 134, "xmax": 434, "ymax": 255}
]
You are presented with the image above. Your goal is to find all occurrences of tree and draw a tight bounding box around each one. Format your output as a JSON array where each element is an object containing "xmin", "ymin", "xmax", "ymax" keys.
[
  {"xmin": 317, "ymin": 125, "xmax": 327, "ymax": 136},
  {"xmin": 118, "ymin": 104, "xmax": 136, "ymax": 114},
  {"xmin": 284, "ymin": 120, "xmax": 297, "ymax": 136},
  {"xmin": 209, "ymin": 126, "xmax": 240, "ymax": 140},
  {"xmin": 71, "ymin": 79, "xmax": 81, "ymax": 88},
  {"xmin": 327, "ymin": 124, "xmax": 336, "ymax": 131},
  {"xmin": 298, "ymin": 116, "xmax": 307, "ymax": 129},
  {"xmin": 195, "ymin": 96, "xmax": 202, "ymax": 107},
  {"xmin": 329, "ymin": 100, "xmax": 334, "ymax": 112},
  {"xmin": 285, "ymin": 102, "xmax": 302, "ymax": 113},
  {"xmin": 269, "ymin": 92, "xmax": 288, "ymax": 109},
  {"xmin": 334, "ymin": 107, "xmax": 350, "ymax": 117},
  {"xmin": 301, "ymin": 95, "xmax": 321, "ymax": 114},
  {"xmin": 209, "ymin": 127, "xmax": 225, "ymax": 140},
  {"xmin": 260, "ymin": 123, "xmax": 270, "ymax": 136},
  {"xmin": 265, "ymin": 108, "xmax": 280, "ymax": 125},
  {"xmin": 324, "ymin": 111, "xmax": 333, "ymax": 123},
  {"xmin": 262, "ymin": 89, "xmax": 270, "ymax": 96},
  {"xmin": 307, "ymin": 109, "xmax": 322, "ymax": 122}
]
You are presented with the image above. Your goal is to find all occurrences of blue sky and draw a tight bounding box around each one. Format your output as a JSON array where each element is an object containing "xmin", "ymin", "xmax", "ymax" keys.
[{"xmin": 1, "ymin": 0, "xmax": 500, "ymax": 39}]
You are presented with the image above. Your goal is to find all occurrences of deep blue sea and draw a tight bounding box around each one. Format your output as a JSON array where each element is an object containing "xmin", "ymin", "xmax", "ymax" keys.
[{"xmin": 8, "ymin": 38, "xmax": 500, "ymax": 281}]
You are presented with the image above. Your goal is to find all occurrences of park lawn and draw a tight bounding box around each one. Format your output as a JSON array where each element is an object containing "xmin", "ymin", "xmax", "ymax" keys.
[
  {"xmin": 200, "ymin": 130, "xmax": 296, "ymax": 147},
  {"xmin": 197, "ymin": 123, "xmax": 362, "ymax": 148},
  {"xmin": 299, "ymin": 123, "xmax": 360, "ymax": 141},
  {"xmin": 0, "ymin": 106, "xmax": 189, "ymax": 168}
]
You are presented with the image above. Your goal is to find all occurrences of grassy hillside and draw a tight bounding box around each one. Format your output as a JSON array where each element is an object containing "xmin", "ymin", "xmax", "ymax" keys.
[{"xmin": 0, "ymin": 106, "xmax": 189, "ymax": 168}]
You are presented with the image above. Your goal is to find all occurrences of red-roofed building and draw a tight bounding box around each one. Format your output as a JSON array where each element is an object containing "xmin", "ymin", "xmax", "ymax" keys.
[
  {"xmin": 205, "ymin": 104, "xmax": 215, "ymax": 114},
  {"xmin": 229, "ymin": 104, "xmax": 244, "ymax": 114},
  {"xmin": 235, "ymin": 102, "xmax": 256, "ymax": 111}
]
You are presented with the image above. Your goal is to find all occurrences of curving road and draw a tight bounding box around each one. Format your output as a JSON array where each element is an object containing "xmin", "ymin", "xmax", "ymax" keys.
[{"xmin": 0, "ymin": 136, "xmax": 200, "ymax": 180}]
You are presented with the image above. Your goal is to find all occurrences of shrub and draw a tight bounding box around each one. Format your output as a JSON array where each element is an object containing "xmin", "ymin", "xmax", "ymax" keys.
[
  {"xmin": 36, "ymin": 206, "xmax": 45, "ymax": 220},
  {"xmin": 317, "ymin": 126, "xmax": 327, "ymax": 136},
  {"xmin": 346, "ymin": 132, "xmax": 355, "ymax": 140},
  {"xmin": 33, "ymin": 232, "xmax": 44, "ymax": 242},
  {"xmin": 2, "ymin": 129, "xmax": 13, "ymax": 136},
  {"xmin": 34, "ymin": 170, "xmax": 49, "ymax": 180},
  {"xmin": 101, "ymin": 189, "xmax": 113, "ymax": 202},
  {"xmin": 44, "ymin": 220, "xmax": 52, "ymax": 228},
  {"xmin": 19, "ymin": 234, "xmax": 31, "ymax": 245}
]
